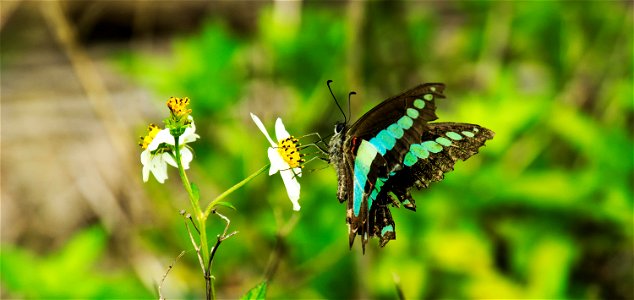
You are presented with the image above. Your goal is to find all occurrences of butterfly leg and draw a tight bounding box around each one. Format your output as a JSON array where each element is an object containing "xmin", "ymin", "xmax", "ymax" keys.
[{"xmin": 297, "ymin": 132, "xmax": 330, "ymax": 155}]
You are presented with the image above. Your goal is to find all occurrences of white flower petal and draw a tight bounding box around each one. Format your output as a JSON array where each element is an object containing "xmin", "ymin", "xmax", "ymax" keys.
[
  {"xmin": 251, "ymin": 113, "xmax": 276, "ymax": 146},
  {"xmin": 141, "ymin": 149, "xmax": 150, "ymax": 165},
  {"xmin": 148, "ymin": 129, "xmax": 174, "ymax": 150},
  {"xmin": 274, "ymin": 118, "xmax": 291, "ymax": 141},
  {"xmin": 280, "ymin": 169, "xmax": 301, "ymax": 211},
  {"xmin": 181, "ymin": 123, "xmax": 200, "ymax": 144},
  {"xmin": 267, "ymin": 147, "xmax": 288, "ymax": 175},
  {"xmin": 180, "ymin": 148, "xmax": 193, "ymax": 169},
  {"xmin": 147, "ymin": 154, "xmax": 167, "ymax": 183},
  {"xmin": 253, "ymin": 114, "xmax": 302, "ymax": 210},
  {"xmin": 164, "ymin": 152, "xmax": 177, "ymax": 168},
  {"xmin": 141, "ymin": 152, "xmax": 151, "ymax": 182},
  {"xmin": 154, "ymin": 158, "xmax": 168, "ymax": 183}
]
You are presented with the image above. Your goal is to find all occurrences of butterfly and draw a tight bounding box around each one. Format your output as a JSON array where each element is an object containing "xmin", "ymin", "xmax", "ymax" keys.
[{"xmin": 327, "ymin": 81, "xmax": 495, "ymax": 252}]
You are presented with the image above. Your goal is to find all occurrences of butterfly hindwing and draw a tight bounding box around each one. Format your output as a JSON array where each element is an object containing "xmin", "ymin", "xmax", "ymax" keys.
[{"xmin": 383, "ymin": 122, "xmax": 495, "ymax": 213}]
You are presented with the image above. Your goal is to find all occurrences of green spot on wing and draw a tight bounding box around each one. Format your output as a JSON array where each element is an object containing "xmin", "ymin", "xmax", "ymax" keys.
[
  {"xmin": 413, "ymin": 99, "xmax": 425, "ymax": 109},
  {"xmin": 423, "ymin": 94, "xmax": 433, "ymax": 101},
  {"xmin": 376, "ymin": 130, "xmax": 396, "ymax": 150},
  {"xmin": 410, "ymin": 144, "xmax": 429, "ymax": 159},
  {"xmin": 370, "ymin": 189, "xmax": 379, "ymax": 201},
  {"xmin": 376, "ymin": 177, "xmax": 386, "ymax": 188},
  {"xmin": 421, "ymin": 141, "xmax": 443, "ymax": 153},
  {"xmin": 404, "ymin": 152, "xmax": 418, "ymax": 167},
  {"xmin": 381, "ymin": 225, "xmax": 394, "ymax": 236},
  {"xmin": 387, "ymin": 124, "xmax": 404, "ymax": 139},
  {"xmin": 462, "ymin": 131, "xmax": 475, "ymax": 138},
  {"xmin": 406, "ymin": 108, "xmax": 419, "ymax": 119},
  {"xmin": 446, "ymin": 131, "xmax": 463, "ymax": 140},
  {"xmin": 436, "ymin": 137, "xmax": 452, "ymax": 147},
  {"xmin": 397, "ymin": 116, "xmax": 413, "ymax": 129}
]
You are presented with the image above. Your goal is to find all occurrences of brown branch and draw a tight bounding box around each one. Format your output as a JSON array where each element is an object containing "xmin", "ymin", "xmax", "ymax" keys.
[
  {"xmin": 204, "ymin": 210, "xmax": 238, "ymax": 300},
  {"xmin": 158, "ymin": 251, "xmax": 186, "ymax": 300}
]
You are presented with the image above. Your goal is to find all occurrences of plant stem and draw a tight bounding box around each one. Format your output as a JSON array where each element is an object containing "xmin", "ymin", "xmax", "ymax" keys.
[
  {"xmin": 205, "ymin": 271, "xmax": 212, "ymax": 300},
  {"xmin": 174, "ymin": 136, "xmax": 211, "ymax": 297},
  {"xmin": 174, "ymin": 139, "xmax": 269, "ymax": 299},
  {"xmin": 203, "ymin": 163, "xmax": 270, "ymax": 219}
]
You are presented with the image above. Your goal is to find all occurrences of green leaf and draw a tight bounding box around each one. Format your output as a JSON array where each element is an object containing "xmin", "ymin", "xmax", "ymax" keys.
[
  {"xmin": 214, "ymin": 201, "xmax": 237, "ymax": 211},
  {"xmin": 241, "ymin": 281, "xmax": 267, "ymax": 300},
  {"xmin": 191, "ymin": 182, "xmax": 200, "ymax": 201}
]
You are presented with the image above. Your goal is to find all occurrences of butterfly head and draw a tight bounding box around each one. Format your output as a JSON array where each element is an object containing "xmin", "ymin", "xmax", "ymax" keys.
[
  {"xmin": 326, "ymin": 79, "xmax": 356, "ymax": 142},
  {"xmin": 329, "ymin": 121, "xmax": 346, "ymax": 158},
  {"xmin": 334, "ymin": 121, "xmax": 346, "ymax": 135},
  {"xmin": 326, "ymin": 80, "xmax": 353, "ymax": 156}
]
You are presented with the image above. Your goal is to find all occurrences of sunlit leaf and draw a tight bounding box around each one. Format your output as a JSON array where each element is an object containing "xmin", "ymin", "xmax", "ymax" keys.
[
  {"xmin": 241, "ymin": 281, "xmax": 267, "ymax": 300},
  {"xmin": 214, "ymin": 201, "xmax": 237, "ymax": 210}
]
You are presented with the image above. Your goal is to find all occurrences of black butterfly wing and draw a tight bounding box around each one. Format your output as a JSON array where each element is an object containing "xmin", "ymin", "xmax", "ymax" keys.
[
  {"xmin": 374, "ymin": 122, "xmax": 495, "ymax": 246},
  {"xmin": 342, "ymin": 83, "xmax": 446, "ymax": 251},
  {"xmin": 409, "ymin": 122, "xmax": 495, "ymax": 189},
  {"xmin": 348, "ymin": 83, "xmax": 445, "ymax": 139},
  {"xmin": 340, "ymin": 83, "xmax": 495, "ymax": 251}
]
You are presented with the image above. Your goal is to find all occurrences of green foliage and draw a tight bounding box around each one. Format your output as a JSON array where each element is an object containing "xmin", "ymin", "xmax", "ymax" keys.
[
  {"xmin": 1, "ymin": 227, "xmax": 152, "ymax": 299},
  {"xmin": 241, "ymin": 281, "xmax": 267, "ymax": 300},
  {"xmin": 191, "ymin": 182, "xmax": 200, "ymax": 202}
]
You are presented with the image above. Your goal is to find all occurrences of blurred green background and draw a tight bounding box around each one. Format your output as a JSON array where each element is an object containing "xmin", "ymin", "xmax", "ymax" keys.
[{"xmin": 1, "ymin": 1, "xmax": 632, "ymax": 299}]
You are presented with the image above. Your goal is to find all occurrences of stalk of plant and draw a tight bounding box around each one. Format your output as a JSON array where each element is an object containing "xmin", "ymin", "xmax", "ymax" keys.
[{"xmin": 173, "ymin": 136, "xmax": 268, "ymax": 299}]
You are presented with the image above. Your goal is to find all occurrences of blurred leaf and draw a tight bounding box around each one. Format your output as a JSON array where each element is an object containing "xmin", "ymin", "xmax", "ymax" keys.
[
  {"xmin": 0, "ymin": 227, "xmax": 152, "ymax": 298},
  {"xmin": 214, "ymin": 201, "xmax": 237, "ymax": 211},
  {"xmin": 191, "ymin": 182, "xmax": 200, "ymax": 202},
  {"xmin": 241, "ymin": 281, "xmax": 267, "ymax": 300}
]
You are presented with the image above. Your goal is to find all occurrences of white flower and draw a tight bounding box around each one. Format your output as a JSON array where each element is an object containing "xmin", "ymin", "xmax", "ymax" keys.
[
  {"xmin": 140, "ymin": 120, "xmax": 199, "ymax": 183},
  {"xmin": 250, "ymin": 113, "xmax": 302, "ymax": 211}
]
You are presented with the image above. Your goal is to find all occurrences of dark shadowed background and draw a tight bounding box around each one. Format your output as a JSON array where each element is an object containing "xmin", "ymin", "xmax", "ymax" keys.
[{"xmin": 1, "ymin": 1, "xmax": 632, "ymax": 298}]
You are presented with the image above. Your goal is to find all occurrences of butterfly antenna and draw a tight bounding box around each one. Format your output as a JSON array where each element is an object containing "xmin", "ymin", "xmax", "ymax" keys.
[
  {"xmin": 347, "ymin": 91, "xmax": 356, "ymax": 121},
  {"xmin": 327, "ymin": 80, "xmax": 347, "ymax": 124}
]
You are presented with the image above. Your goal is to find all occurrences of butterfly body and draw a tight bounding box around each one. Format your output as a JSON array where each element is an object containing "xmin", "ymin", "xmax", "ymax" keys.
[{"xmin": 328, "ymin": 83, "xmax": 494, "ymax": 252}]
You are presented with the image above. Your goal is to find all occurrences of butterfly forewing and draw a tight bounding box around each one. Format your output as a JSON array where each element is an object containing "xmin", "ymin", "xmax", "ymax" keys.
[{"xmin": 348, "ymin": 83, "xmax": 445, "ymax": 139}]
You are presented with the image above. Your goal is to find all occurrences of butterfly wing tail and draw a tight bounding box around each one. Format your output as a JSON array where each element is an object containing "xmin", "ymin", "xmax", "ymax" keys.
[{"xmin": 369, "ymin": 194, "xmax": 397, "ymax": 247}]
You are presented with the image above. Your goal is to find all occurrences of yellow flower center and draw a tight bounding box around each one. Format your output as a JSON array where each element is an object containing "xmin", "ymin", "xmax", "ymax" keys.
[
  {"xmin": 277, "ymin": 136, "xmax": 304, "ymax": 168},
  {"xmin": 139, "ymin": 124, "xmax": 161, "ymax": 149},
  {"xmin": 166, "ymin": 97, "xmax": 192, "ymax": 118}
]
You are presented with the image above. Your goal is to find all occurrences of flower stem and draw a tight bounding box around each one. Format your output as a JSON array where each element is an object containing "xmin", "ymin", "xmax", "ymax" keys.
[
  {"xmin": 174, "ymin": 136, "xmax": 210, "ymax": 279},
  {"xmin": 203, "ymin": 163, "xmax": 270, "ymax": 219},
  {"xmin": 174, "ymin": 134, "xmax": 269, "ymax": 300}
]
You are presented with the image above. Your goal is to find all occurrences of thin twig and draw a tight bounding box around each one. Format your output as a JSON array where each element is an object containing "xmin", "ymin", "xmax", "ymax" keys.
[
  {"xmin": 206, "ymin": 210, "xmax": 238, "ymax": 271},
  {"xmin": 180, "ymin": 209, "xmax": 201, "ymax": 235},
  {"xmin": 158, "ymin": 251, "xmax": 186, "ymax": 300},
  {"xmin": 203, "ymin": 210, "xmax": 239, "ymax": 300},
  {"xmin": 181, "ymin": 211, "xmax": 205, "ymax": 273}
]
